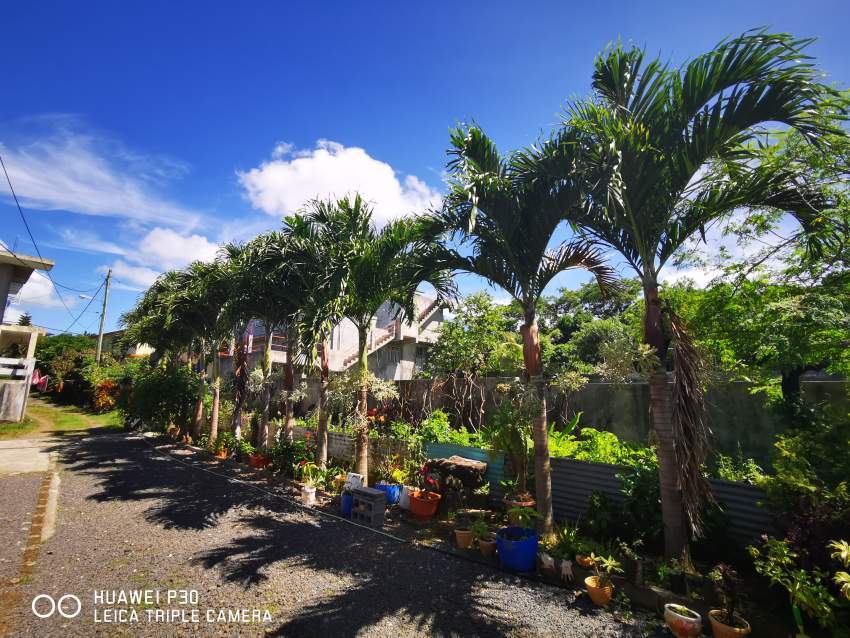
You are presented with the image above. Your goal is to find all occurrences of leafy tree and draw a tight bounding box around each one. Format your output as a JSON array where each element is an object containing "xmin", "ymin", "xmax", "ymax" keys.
[
  {"xmin": 425, "ymin": 292, "xmax": 521, "ymax": 377},
  {"xmin": 17, "ymin": 312, "xmax": 32, "ymax": 326},
  {"xmin": 433, "ymin": 125, "xmax": 617, "ymax": 532},
  {"xmin": 35, "ymin": 334, "xmax": 96, "ymax": 380},
  {"xmin": 525, "ymin": 31, "xmax": 845, "ymax": 555}
]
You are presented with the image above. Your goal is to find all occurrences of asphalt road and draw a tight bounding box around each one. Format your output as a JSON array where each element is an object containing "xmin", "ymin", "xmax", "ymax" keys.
[{"xmin": 0, "ymin": 428, "xmax": 654, "ymax": 637}]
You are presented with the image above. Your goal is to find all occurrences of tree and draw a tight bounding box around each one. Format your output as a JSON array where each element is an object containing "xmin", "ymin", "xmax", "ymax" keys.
[
  {"xmin": 301, "ymin": 194, "xmax": 454, "ymax": 482},
  {"xmin": 675, "ymin": 278, "xmax": 850, "ymax": 403},
  {"xmin": 433, "ymin": 125, "xmax": 617, "ymax": 532},
  {"xmin": 17, "ymin": 312, "xmax": 32, "ymax": 326},
  {"xmin": 526, "ymin": 31, "xmax": 845, "ymax": 555},
  {"xmin": 425, "ymin": 292, "xmax": 521, "ymax": 378},
  {"xmin": 224, "ymin": 233, "xmax": 303, "ymax": 448}
]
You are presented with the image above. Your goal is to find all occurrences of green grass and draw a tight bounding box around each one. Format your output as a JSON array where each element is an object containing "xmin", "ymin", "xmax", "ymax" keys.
[{"xmin": 0, "ymin": 416, "xmax": 40, "ymax": 439}]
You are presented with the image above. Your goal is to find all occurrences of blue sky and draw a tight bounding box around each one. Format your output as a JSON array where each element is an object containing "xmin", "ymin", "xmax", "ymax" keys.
[{"xmin": 2, "ymin": 1, "xmax": 848, "ymax": 333}]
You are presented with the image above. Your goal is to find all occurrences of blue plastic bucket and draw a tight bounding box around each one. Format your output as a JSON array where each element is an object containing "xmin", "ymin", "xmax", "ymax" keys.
[
  {"xmin": 340, "ymin": 492, "xmax": 354, "ymax": 517},
  {"xmin": 375, "ymin": 482, "xmax": 401, "ymax": 505},
  {"xmin": 496, "ymin": 526, "xmax": 539, "ymax": 572}
]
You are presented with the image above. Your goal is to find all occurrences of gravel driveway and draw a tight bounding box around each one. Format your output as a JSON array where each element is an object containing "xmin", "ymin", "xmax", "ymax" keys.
[{"xmin": 2, "ymin": 431, "xmax": 658, "ymax": 637}]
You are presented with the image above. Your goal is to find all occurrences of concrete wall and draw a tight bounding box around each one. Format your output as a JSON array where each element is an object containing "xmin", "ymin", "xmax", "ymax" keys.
[
  {"xmin": 292, "ymin": 377, "xmax": 848, "ymax": 469},
  {"xmin": 0, "ymin": 380, "xmax": 29, "ymax": 422}
]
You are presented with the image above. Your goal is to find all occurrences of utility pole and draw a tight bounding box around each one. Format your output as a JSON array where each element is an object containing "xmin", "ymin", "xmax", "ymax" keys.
[{"xmin": 95, "ymin": 268, "xmax": 112, "ymax": 364}]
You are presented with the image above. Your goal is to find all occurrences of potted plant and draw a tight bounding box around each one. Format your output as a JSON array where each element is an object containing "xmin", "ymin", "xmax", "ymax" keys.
[
  {"xmin": 471, "ymin": 519, "xmax": 496, "ymax": 557},
  {"xmin": 584, "ymin": 553, "xmax": 623, "ymax": 606},
  {"xmin": 248, "ymin": 447, "xmax": 272, "ymax": 469},
  {"xmin": 374, "ymin": 460, "xmax": 405, "ymax": 505},
  {"xmin": 454, "ymin": 515, "xmax": 474, "ymax": 549},
  {"xmin": 708, "ymin": 563, "xmax": 751, "ymax": 637},
  {"xmin": 496, "ymin": 507, "xmax": 540, "ymax": 572},
  {"xmin": 237, "ymin": 438, "xmax": 256, "ymax": 461},
  {"xmin": 663, "ymin": 603, "xmax": 703, "ymax": 638},
  {"xmin": 617, "ymin": 539, "xmax": 645, "ymax": 585},
  {"xmin": 213, "ymin": 432, "xmax": 235, "ymax": 459},
  {"xmin": 409, "ymin": 464, "xmax": 441, "ymax": 519},
  {"xmin": 300, "ymin": 462, "xmax": 321, "ymax": 506}
]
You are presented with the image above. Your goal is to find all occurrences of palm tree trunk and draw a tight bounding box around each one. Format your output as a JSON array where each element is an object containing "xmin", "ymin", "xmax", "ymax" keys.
[
  {"xmin": 208, "ymin": 352, "xmax": 221, "ymax": 448},
  {"xmin": 258, "ymin": 341, "xmax": 271, "ymax": 448},
  {"xmin": 316, "ymin": 338, "xmax": 330, "ymax": 469},
  {"xmin": 520, "ymin": 313, "xmax": 553, "ymax": 534},
  {"xmin": 230, "ymin": 327, "xmax": 247, "ymax": 441},
  {"xmin": 282, "ymin": 330, "xmax": 297, "ymax": 442},
  {"xmin": 191, "ymin": 345, "xmax": 206, "ymax": 442},
  {"xmin": 643, "ymin": 279, "xmax": 687, "ymax": 558},
  {"xmin": 355, "ymin": 323, "xmax": 369, "ymax": 483}
]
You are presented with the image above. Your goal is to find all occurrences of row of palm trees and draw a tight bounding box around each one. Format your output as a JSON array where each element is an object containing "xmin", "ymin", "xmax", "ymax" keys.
[{"xmin": 123, "ymin": 30, "xmax": 845, "ymax": 558}]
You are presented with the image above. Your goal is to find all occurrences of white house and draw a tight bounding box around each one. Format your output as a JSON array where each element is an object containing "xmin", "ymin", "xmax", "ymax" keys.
[{"xmin": 222, "ymin": 293, "xmax": 444, "ymax": 380}]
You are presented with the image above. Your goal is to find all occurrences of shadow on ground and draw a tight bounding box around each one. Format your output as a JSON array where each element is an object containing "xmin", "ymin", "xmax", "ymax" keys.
[{"xmin": 48, "ymin": 432, "xmax": 639, "ymax": 638}]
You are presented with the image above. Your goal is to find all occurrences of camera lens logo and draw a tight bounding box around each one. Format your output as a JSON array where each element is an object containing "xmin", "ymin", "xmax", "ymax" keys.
[{"xmin": 31, "ymin": 594, "xmax": 82, "ymax": 619}]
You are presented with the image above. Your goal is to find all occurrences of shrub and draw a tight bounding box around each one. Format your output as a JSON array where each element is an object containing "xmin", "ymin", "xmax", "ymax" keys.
[
  {"xmin": 122, "ymin": 365, "xmax": 200, "ymax": 431},
  {"xmin": 93, "ymin": 379, "xmax": 120, "ymax": 413}
]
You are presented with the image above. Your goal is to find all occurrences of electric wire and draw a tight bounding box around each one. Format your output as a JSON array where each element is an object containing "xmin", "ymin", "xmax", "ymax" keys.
[{"xmin": 0, "ymin": 153, "xmax": 91, "ymax": 310}]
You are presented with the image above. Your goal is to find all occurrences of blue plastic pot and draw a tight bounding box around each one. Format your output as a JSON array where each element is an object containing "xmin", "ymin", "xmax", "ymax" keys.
[
  {"xmin": 496, "ymin": 526, "xmax": 539, "ymax": 572},
  {"xmin": 340, "ymin": 492, "xmax": 354, "ymax": 517},
  {"xmin": 375, "ymin": 482, "xmax": 401, "ymax": 505}
]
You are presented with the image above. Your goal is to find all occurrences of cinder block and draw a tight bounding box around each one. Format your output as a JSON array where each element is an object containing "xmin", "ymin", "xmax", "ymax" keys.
[{"xmin": 350, "ymin": 487, "xmax": 386, "ymax": 528}]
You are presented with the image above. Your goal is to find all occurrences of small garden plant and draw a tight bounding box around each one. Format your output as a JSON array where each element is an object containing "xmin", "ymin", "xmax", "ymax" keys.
[{"xmin": 590, "ymin": 553, "xmax": 623, "ymax": 588}]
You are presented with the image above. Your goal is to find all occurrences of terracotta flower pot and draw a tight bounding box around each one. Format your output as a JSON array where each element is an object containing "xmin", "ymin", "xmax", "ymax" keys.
[
  {"xmin": 663, "ymin": 603, "xmax": 703, "ymax": 638},
  {"xmin": 584, "ymin": 576, "xmax": 613, "ymax": 606},
  {"xmin": 248, "ymin": 453, "xmax": 271, "ymax": 469},
  {"xmin": 479, "ymin": 535, "xmax": 497, "ymax": 557},
  {"xmin": 708, "ymin": 610, "xmax": 751, "ymax": 638},
  {"xmin": 454, "ymin": 527, "xmax": 473, "ymax": 549},
  {"xmin": 214, "ymin": 449, "xmax": 228, "ymax": 459},
  {"xmin": 409, "ymin": 490, "xmax": 441, "ymax": 519},
  {"xmin": 576, "ymin": 554, "xmax": 594, "ymax": 569}
]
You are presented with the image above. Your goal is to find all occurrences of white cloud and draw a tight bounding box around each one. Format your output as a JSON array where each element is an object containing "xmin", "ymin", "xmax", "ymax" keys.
[
  {"xmin": 8, "ymin": 271, "xmax": 74, "ymax": 310},
  {"xmin": 94, "ymin": 227, "xmax": 220, "ymax": 291},
  {"xmin": 133, "ymin": 227, "xmax": 219, "ymax": 270},
  {"xmin": 238, "ymin": 139, "xmax": 441, "ymax": 226},
  {"xmin": 105, "ymin": 260, "xmax": 160, "ymax": 289},
  {"xmin": 0, "ymin": 117, "xmax": 201, "ymax": 229}
]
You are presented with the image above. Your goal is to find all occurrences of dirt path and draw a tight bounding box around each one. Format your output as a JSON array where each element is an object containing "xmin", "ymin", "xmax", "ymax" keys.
[{"xmin": 1, "ymin": 430, "xmax": 656, "ymax": 637}]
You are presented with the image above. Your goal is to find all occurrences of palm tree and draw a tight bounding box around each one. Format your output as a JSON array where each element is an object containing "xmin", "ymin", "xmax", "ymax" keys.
[
  {"xmin": 432, "ymin": 125, "xmax": 618, "ymax": 533},
  {"xmin": 280, "ymin": 204, "xmax": 349, "ymax": 468},
  {"xmin": 525, "ymin": 31, "xmax": 844, "ymax": 555},
  {"xmin": 225, "ymin": 233, "xmax": 303, "ymax": 448},
  {"xmin": 299, "ymin": 194, "xmax": 454, "ymax": 481},
  {"xmin": 168, "ymin": 259, "xmax": 233, "ymax": 442}
]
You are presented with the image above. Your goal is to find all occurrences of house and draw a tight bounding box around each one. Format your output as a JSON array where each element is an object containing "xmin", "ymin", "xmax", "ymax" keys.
[
  {"xmin": 221, "ymin": 293, "xmax": 444, "ymax": 380},
  {"xmin": 99, "ymin": 330, "xmax": 155, "ymax": 359},
  {"xmin": 0, "ymin": 249, "xmax": 54, "ymax": 421}
]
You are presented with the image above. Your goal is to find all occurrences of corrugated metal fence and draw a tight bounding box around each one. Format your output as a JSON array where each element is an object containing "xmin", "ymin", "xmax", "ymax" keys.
[{"xmin": 292, "ymin": 428, "xmax": 773, "ymax": 544}]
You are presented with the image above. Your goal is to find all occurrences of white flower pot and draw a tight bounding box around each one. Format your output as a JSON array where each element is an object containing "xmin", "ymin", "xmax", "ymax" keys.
[
  {"xmin": 399, "ymin": 485, "xmax": 413, "ymax": 510},
  {"xmin": 301, "ymin": 485, "xmax": 316, "ymax": 506}
]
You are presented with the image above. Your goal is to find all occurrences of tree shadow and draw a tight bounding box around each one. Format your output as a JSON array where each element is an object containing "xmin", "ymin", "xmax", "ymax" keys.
[{"xmin": 47, "ymin": 432, "xmax": 644, "ymax": 637}]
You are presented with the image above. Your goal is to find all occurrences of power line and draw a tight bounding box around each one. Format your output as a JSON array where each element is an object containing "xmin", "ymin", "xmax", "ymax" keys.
[
  {"xmin": 61, "ymin": 279, "xmax": 105, "ymax": 335},
  {"xmin": 0, "ymin": 153, "xmax": 76, "ymax": 317}
]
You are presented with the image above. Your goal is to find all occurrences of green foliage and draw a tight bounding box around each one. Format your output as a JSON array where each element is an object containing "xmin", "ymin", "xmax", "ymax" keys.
[
  {"xmin": 567, "ymin": 318, "xmax": 632, "ymax": 366},
  {"xmin": 34, "ymin": 334, "xmax": 97, "ymax": 380},
  {"xmin": 590, "ymin": 553, "xmax": 624, "ymax": 588},
  {"xmin": 507, "ymin": 506, "xmax": 540, "ymax": 529},
  {"xmin": 585, "ymin": 491, "xmax": 613, "ymax": 540},
  {"xmin": 425, "ymin": 292, "xmax": 522, "ymax": 377},
  {"xmin": 715, "ymin": 451, "xmax": 764, "ymax": 485},
  {"xmin": 748, "ymin": 537, "xmax": 837, "ymax": 630},
  {"xmin": 215, "ymin": 431, "xmax": 235, "ymax": 454},
  {"xmin": 470, "ymin": 519, "xmax": 491, "ymax": 541},
  {"xmin": 759, "ymin": 405, "xmax": 850, "ymax": 514},
  {"xmin": 123, "ymin": 364, "xmax": 200, "ymax": 431}
]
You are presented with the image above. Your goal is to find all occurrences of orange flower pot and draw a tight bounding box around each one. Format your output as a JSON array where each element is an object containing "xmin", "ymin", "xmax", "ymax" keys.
[
  {"xmin": 409, "ymin": 490, "xmax": 441, "ymax": 519},
  {"xmin": 584, "ymin": 576, "xmax": 613, "ymax": 606}
]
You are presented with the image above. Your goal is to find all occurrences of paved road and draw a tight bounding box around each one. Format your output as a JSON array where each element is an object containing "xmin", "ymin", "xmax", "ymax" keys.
[{"xmin": 0, "ymin": 428, "xmax": 653, "ymax": 637}]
